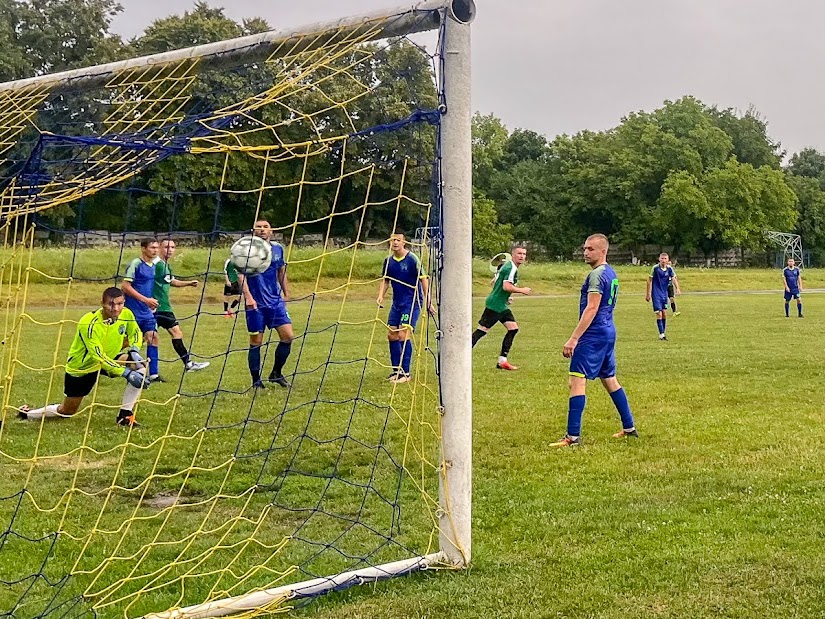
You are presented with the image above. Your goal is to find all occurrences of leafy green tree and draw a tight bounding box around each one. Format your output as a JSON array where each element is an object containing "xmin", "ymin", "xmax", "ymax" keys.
[
  {"xmin": 710, "ymin": 105, "xmax": 782, "ymax": 169},
  {"xmin": 472, "ymin": 191, "xmax": 512, "ymax": 257},
  {"xmin": 471, "ymin": 112, "xmax": 508, "ymax": 192},
  {"xmin": 787, "ymin": 173, "xmax": 825, "ymax": 262},
  {"xmin": 787, "ymin": 148, "xmax": 825, "ymax": 182}
]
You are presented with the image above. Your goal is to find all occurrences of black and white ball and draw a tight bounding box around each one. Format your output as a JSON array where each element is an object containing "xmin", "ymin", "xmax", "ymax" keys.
[{"xmin": 229, "ymin": 236, "xmax": 272, "ymax": 275}]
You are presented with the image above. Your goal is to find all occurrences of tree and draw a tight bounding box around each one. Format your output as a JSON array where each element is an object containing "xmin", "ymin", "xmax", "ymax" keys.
[
  {"xmin": 787, "ymin": 174, "xmax": 825, "ymax": 262},
  {"xmin": 471, "ymin": 112, "xmax": 508, "ymax": 192},
  {"xmin": 15, "ymin": 0, "xmax": 125, "ymax": 76},
  {"xmin": 710, "ymin": 105, "xmax": 782, "ymax": 169},
  {"xmin": 787, "ymin": 147, "xmax": 825, "ymax": 182},
  {"xmin": 472, "ymin": 191, "xmax": 512, "ymax": 257}
]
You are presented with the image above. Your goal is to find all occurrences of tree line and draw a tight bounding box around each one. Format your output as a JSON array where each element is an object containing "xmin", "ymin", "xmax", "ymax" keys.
[
  {"xmin": 3, "ymin": 1, "xmax": 825, "ymax": 260},
  {"xmin": 474, "ymin": 99, "xmax": 825, "ymax": 264}
]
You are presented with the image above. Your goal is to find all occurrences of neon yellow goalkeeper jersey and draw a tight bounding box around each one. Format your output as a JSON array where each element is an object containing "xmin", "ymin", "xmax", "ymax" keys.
[{"xmin": 65, "ymin": 307, "xmax": 143, "ymax": 377}]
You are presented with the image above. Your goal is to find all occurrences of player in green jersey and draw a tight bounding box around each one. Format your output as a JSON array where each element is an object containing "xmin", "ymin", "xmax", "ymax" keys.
[
  {"xmin": 153, "ymin": 239, "xmax": 210, "ymax": 376},
  {"xmin": 17, "ymin": 287, "xmax": 151, "ymax": 427},
  {"xmin": 223, "ymin": 257, "xmax": 241, "ymax": 317},
  {"xmin": 471, "ymin": 246, "xmax": 532, "ymax": 370}
]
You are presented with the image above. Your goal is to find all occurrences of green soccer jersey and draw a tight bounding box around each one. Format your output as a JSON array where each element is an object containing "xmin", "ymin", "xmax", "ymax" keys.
[
  {"xmin": 224, "ymin": 258, "xmax": 239, "ymax": 284},
  {"xmin": 65, "ymin": 307, "xmax": 143, "ymax": 377},
  {"xmin": 153, "ymin": 259, "xmax": 173, "ymax": 312},
  {"xmin": 486, "ymin": 260, "xmax": 518, "ymax": 313}
]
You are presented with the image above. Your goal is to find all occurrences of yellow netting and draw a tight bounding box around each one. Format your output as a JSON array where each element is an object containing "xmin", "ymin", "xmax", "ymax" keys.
[{"xmin": 0, "ymin": 11, "xmax": 460, "ymax": 619}]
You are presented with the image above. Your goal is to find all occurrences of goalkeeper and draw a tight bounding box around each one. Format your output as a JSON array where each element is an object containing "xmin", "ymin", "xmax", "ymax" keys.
[{"xmin": 18, "ymin": 287, "xmax": 151, "ymax": 427}]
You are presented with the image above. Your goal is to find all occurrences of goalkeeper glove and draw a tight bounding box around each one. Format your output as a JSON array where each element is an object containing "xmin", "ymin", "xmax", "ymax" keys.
[{"xmin": 123, "ymin": 368, "xmax": 150, "ymax": 389}]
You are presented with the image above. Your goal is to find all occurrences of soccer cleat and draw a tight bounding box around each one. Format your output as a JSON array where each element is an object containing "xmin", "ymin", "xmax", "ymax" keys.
[
  {"xmin": 116, "ymin": 413, "xmax": 140, "ymax": 428},
  {"xmin": 612, "ymin": 428, "xmax": 639, "ymax": 439},
  {"xmin": 387, "ymin": 371, "xmax": 401, "ymax": 381},
  {"xmin": 224, "ymin": 311, "xmax": 234, "ymax": 318},
  {"xmin": 550, "ymin": 435, "xmax": 581, "ymax": 447},
  {"xmin": 390, "ymin": 373, "xmax": 411, "ymax": 384},
  {"xmin": 659, "ymin": 334, "xmax": 667, "ymax": 341},
  {"xmin": 149, "ymin": 374, "xmax": 167, "ymax": 383},
  {"xmin": 18, "ymin": 405, "xmax": 29, "ymax": 421},
  {"xmin": 185, "ymin": 361, "xmax": 210, "ymax": 372},
  {"xmin": 496, "ymin": 360, "xmax": 518, "ymax": 371},
  {"xmin": 252, "ymin": 380, "xmax": 267, "ymax": 390},
  {"xmin": 672, "ymin": 311, "xmax": 681, "ymax": 317},
  {"xmin": 268, "ymin": 374, "xmax": 291, "ymax": 388}
]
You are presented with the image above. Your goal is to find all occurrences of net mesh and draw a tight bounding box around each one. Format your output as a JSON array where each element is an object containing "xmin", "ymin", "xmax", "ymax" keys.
[{"xmin": 0, "ymin": 8, "xmax": 453, "ymax": 618}]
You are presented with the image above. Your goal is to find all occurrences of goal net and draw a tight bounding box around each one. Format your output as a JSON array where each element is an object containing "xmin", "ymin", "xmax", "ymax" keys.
[{"xmin": 0, "ymin": 1, "xmax": 474, "ymax": 617}]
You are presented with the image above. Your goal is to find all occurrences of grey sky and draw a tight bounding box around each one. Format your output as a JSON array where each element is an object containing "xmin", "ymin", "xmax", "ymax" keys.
[{"xmin": 110, "ymin": 0, "xmax": 825, "ymax": 156}]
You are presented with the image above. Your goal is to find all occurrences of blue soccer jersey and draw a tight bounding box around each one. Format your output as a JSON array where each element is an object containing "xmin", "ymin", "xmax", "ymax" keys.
[
  {"xmin": 383, "ymin": 252, "xmax": 425, "ymax": 312},
  {"xmin": 579, "ymin": 263, "xmax": 619, "ymax": 340},
  {"xmin": 784, "ymin": 266, "xmax": 801, "ymax": 293},
  {"xmin": 246, "ymin": 241, "xmax": 286, "ymax": 309},
  {"xmin": 123, "ymin": 257, "xmax": 157, "ymax": 318},
  {"xmin": 650, "ymin": 265, "xmax": 674, "ymax": 298}
]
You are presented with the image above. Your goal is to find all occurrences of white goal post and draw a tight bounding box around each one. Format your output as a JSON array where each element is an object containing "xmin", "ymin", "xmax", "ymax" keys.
[{"xmin": 0, "ymin": 0, "xmax": 475, "ymax": 616}]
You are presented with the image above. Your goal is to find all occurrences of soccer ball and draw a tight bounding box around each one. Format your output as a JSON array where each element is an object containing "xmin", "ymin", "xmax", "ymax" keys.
[{"xmin": 229, "ymin": 236, "xmax": 272, "ymax": 275}]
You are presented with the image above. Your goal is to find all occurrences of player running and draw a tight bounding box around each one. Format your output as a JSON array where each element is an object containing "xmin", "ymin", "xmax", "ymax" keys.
[
  {"xmin": 646, "ymin": 252, "xmax": 675, "ymax": 340},
  {"xmin": 153, "ymin": 239, "xmax": 210, "ymax": 373},
  {"xmin": 122, "ymin": 238, "xmax": 161, "ymax": 379},
  {"xmin": 552, "ymin": 234, "xmax": 638, "ymax": 446},
  {"xmin": 376, "ymin": 231, "xmax": 435, "ymax": 383},
  {"xmin": 471, "ymin": 246, "xmax": 531, "ymax": 370},
  {"xmin": 782, "ymin": 258, "xmax": 803, "ymax": 318},
  {"xmin": 18, "ymin": 287, "xmax": 150, "ymax": 427},
  {"xmin": 239, "ymin": 220, "xmax": 293, "ymax": 389}
]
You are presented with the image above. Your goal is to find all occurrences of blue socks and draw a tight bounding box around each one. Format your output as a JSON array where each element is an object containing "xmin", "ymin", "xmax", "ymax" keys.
[
  {"xmin": 271, "ymin": 341, "xmax": 291, "ymax": 377},
  {"xmin": 798, "ymin": 303, "xmax": 803, "ymax": 317},
  {"xmin": 656, "ymin": 318, "xmax": 666, "ymax": 335},
  {"xmin": 610, "ymin": 388, "xmax": 635, "ymax": 430},
  {"xmin": 147, "ymin": 344, "xmax": 159, "ymax": 376},
  {"xmin": 389, "ymin": 340, "xmax": 403, "ymax": 371},
  {"xmin": 785, "ymin": 302, "xmax": 790, "ymax": 317},
  {"xmin": 248, "ymin": 345, "xmax": 262, "ymax": 383},
  {"xmin": 401, "ymin": 339, "xmax": 414, "ymax": 374},
  {"xmin": 566, "ymin": 395, "xmax": 586, "ymax": 437}
]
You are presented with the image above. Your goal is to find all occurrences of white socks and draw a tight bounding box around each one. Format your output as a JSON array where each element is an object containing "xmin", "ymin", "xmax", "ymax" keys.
[{"xmin": 23, "ymin": 404, "xmax": 61, "ymax": 420}]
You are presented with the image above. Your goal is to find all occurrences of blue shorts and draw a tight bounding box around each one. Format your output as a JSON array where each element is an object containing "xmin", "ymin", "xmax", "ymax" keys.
[
  {"xmin": 784, "ymin": 290, "xmax": 800, "ymax": 301},
  {"xmin": 246, "ymin": 304, "xmax": 291, "ymax": 334},
  {"xmin": 134, "ymin": 313, "xmax": 157, "ymax": 334},
  {"xmin": 652, "ymin": 294, "xmax": 669, "ymax": 312},
  {"xmin": 387, "ymin": 303, "xmax": 421, "ymax": 330},
  {"xmin": 569, "ymin": 336, "xmax": 616, "ymax": 380}
]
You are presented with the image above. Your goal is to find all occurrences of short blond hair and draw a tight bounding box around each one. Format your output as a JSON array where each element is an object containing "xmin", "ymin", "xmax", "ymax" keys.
[{"xmin": 586, "ymin": 233, "xmax": 609, "ymax": 250}]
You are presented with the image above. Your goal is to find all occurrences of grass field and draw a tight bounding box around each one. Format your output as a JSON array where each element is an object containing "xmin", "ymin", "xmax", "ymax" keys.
[{"xmin": 2, "ymin": 259, "xmax": 825, "ymax": 618}]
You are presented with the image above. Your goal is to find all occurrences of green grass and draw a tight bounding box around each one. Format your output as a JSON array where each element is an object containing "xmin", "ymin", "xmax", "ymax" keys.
[{"xmin": 3, "ymin": 264, "xmax": 825, "ymax": 617}]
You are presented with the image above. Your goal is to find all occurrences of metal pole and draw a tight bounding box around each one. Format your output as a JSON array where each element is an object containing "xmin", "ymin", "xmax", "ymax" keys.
[
  {"xmin": 437, "ymin": 0, "xmax": 475, "ymax": 567},
  {"xmin": 0, "ymin": 0, "xmax": 456, "ymax": 94}
]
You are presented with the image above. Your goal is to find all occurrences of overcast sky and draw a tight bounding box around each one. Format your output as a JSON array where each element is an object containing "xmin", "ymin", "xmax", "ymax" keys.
[{"xmin": 110, "ymin": 0, "xmax": 825, "ymax": 156}]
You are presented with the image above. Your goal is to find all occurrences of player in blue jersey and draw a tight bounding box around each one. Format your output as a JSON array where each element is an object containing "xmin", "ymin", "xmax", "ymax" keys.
[
  {"xmin": 552, "ymin": 234, "xmax": 637, "ymax": 447},
  {"xmin": 239, "ymin": 220, "xmax": 293, "ymax": 389},
  {"xmin": 122, "ymin": 238, "xmax": 162, "ymax": 380},
  {"xmin": 782, "ymin": 258, "xmax": 803, "ymax": 318},
  {"xmin": 646, "ymin": 252, "xmax": 675, "ymax": 340},
  {"xmin": 376, "ymin": 231, "xmax": 435, "ymax": 383}
]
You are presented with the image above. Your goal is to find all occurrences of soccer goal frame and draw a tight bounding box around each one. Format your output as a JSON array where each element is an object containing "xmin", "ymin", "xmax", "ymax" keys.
[
  {"xmin": 765, "ymin": 230, "xmax": 804, "ymax": 268},
  {"xmin": 0, "ymin": 0, "xmax": 474, "ymax": 616}
]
